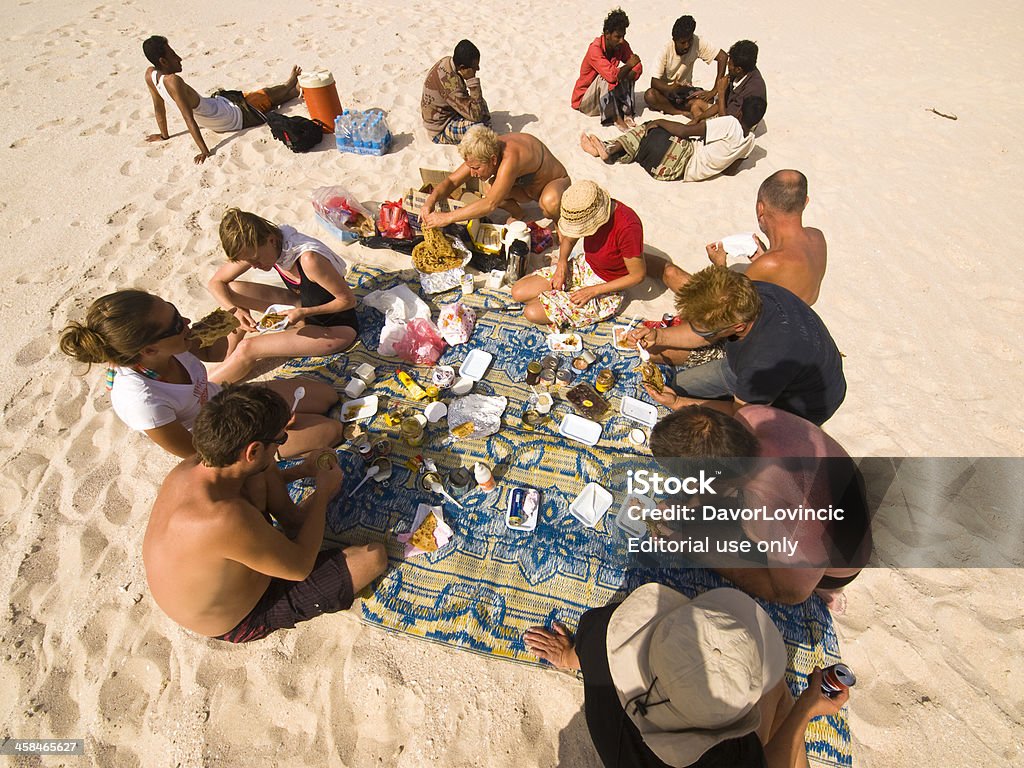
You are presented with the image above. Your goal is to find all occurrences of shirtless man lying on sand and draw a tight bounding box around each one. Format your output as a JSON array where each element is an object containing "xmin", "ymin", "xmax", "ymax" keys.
[
  {"xmin": 143, "ymin": 35, "xmax": 301, "ymax": 164},
  {"xmin": 143, "ymin": 384, "xmax": 387, "ymax": 643},
  {"xmin": 648, "ymin": 170, "xmax": 827, "ymax": 306},
  {"xmin": 420, "ymin": 125, "xmax": 571, "ymax": 228}
]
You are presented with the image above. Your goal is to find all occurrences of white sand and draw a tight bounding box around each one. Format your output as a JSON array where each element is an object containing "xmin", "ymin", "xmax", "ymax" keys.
[{"xmin": 1, "ymin": 0, "xmax": 1022, "ymax": 765}]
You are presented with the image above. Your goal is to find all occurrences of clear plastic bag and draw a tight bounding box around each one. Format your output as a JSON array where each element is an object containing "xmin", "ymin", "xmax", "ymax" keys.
[{"xmin": 311, "ymin": 186, "xmax": 376, "ymax": 237}]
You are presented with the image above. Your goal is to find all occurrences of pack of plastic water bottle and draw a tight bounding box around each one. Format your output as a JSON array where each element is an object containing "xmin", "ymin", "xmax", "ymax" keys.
[{"xmin": 335, "ymin": 108, "xmax": 392, "ymax": 156}]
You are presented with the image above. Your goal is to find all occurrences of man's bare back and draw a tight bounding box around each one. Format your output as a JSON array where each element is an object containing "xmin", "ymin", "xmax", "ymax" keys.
[
  {"xmin": 144, "ymin": 458, "xmax": 279, "ymax": 636},
  {"xmin": 743, "ymin": 225, "xmax": 826, "ymax": 306}
]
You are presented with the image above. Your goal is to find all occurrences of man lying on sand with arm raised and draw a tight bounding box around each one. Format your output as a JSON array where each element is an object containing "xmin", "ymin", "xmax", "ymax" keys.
[
  {"xmin": 649, "ymin": 170, "xmax": 827, "ymax": 305},
  {"xmin": 419, "ymin": 125, "xmax": 571, "ymax": 228},
  {"xmin": 143, "ymin": 384, "xmax": 387, "ymax": 643},
  {"xmin": 142, "ymin": 35, "xmax": 301, "ymax": 164}
]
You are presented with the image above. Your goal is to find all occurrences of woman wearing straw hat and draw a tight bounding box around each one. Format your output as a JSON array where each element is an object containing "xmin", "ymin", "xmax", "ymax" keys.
[
  {"xmin": 525, "ymin": 585, "xmax": 849, "ymax": 767},
  {"xmin": 510, "ymin": 180, "xmax": 646, "ymax": 330}
]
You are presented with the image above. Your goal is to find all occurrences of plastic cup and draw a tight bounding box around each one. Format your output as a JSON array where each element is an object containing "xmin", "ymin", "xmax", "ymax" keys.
[{"xmin": 344, "ymin": 378, "xmax": 367, "ymax": 398}]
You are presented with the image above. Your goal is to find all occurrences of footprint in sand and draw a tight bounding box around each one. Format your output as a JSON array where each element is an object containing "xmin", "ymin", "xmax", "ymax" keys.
[{"xmin": 14, "ymin": 335, "xmax": 53, "ymax": 367}]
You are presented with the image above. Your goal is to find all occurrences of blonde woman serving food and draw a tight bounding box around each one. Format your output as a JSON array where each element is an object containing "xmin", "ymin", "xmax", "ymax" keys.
[
  {"xmin": 60, "ymin": 290, "xmax": 344, "ymax": 458},
  {"xmin": 208, "ymin": 208, "xmax": 359, "ymax": 383}
]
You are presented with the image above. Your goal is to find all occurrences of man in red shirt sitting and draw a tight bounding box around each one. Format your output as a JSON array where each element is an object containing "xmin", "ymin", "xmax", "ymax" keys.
[{"xmin": 571, "ymin": 8, "xmax": 643, "ymax": 130}]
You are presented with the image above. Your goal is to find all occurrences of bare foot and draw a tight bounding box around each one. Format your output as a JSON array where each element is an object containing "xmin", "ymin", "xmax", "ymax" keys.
[
  {"xmin": 524, "ymin": 622, "xmax": 580, "ymax": 670},
  {"xmin": 286, "ymin": 65, "xmax": 302, "ymax": 99},
  {"xmin": 579, "ymin": 132, "xmax": 609, "ymax": 161},
  {"xmin": 579, "ymin": 131, "xmax": 600, "ymax": 157},
  {"xmin": 815, "ymin": 588, "xmax": 848, "ymax": 615}
]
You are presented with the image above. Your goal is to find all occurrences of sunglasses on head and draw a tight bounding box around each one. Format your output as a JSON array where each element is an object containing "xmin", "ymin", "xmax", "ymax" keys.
[{"xmin": 149, "ymin": 307, "xmax": 187, "ymax": 343}]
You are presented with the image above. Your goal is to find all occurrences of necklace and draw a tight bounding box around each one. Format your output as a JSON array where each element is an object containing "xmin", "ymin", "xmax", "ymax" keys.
[{"xmin": 132, "ymin": 364, "xmax": 164, "ymax": 381}]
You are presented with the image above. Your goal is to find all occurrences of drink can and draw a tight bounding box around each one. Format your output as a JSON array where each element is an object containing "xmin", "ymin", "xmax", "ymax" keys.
[
  {"xmin": 526, "ymin": 361, "xmax": 542, "ymax": 385},
  {"xmin": 448, "ymin": 467, "xmax": 474, "ymax": 497},
  {"xmin": 539, "ymin": 369, "xmax": 556, "ymax": 388},
  {"xmin": 555, "ymin": 369, "xmax": 573, "ymax": 387},
  {"xmin": 821, "ymin": 663, "xmax": 856, "ymax": 697},
  {"xmin": 372, "ymin": 438, "xmax": 392, "ymax": 457},
  {"xmin": 541, "ymin": 355, "xmax": 559, "ymax": 371}
]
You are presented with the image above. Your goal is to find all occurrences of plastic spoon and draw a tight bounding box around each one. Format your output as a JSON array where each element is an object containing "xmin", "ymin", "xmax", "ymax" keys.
[
  {"xmin": 428, "ymin": 479, "xmax": 464, "ymax": 509},
  {"xmin": 348, "ymin": 464, "xmax": 380, "ymax": 497},
  {"xmin": 290, "ymin": 386, "xmax": 306, "ymax": 414}
]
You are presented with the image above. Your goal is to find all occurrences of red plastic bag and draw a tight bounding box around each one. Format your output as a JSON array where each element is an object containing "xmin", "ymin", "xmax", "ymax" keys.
[
  {"xmin": 393, "ymin": 318, "xmax": 446, "ymax": 365},
  {"xmin": 378, "ymin": 200, "xmax": 413, "ymax": 239},
  {"xmin": 528, "ymin": 221, "xmax": 554, "ymax": 253}
]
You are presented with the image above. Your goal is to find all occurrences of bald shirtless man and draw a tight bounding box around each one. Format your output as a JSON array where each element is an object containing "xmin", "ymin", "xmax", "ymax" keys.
[
  {"xmin": 420, "ymin": 125, "xmax": 571, "ymax": 228},
  {"xmin": 143, "ymin": 384, "xmax": 387, "ymax": 643},
  {"xmin": 143, "ymin": 35, "xmax": 301, "ymax": 165},
  {"xmin": 652, "ymin": 170, "xmax": 827, "ymax": 305}
]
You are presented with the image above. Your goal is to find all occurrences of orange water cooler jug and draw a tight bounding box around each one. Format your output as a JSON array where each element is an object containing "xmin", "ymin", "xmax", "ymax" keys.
[{"xmin": 299, "ymin": 69, "xmax": 342, "ymax": 133}]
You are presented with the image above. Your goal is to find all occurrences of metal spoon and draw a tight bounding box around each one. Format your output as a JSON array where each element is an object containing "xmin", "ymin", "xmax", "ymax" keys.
[
  {"xmin": 348, "ymin": 464, "xmax": 380, "ymax": 497},
  {"xmin": 290, "ymin": 385, "xmax": 306, "ymax": 414}
]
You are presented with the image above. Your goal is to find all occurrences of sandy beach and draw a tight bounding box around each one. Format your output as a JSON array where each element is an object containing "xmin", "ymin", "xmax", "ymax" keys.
[{"xmin": 1, "ymin": 0, "xmax": 1022, "ymax": 765}]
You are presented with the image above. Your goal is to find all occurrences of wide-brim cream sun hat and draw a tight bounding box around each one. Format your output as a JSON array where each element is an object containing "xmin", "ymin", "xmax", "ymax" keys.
[
  {"xmin": 606, "ymin": 585, "xmax": 787, "ymax": 767},
  {"xmin": 557, "ymin": 180, "xmax": 612, "ymax": 239}
]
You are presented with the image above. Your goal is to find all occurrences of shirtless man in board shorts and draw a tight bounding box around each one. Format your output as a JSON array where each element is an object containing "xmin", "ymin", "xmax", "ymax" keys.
[
  {"xmin": 420, "ymin": 125, "xmax": 571, "ymax": 227},
  {"xmin": 142, "ymin": 35, "xmax": 301, "ymax": 164},
  {"xmin": 143, "ymin": 384, "xmax": 387, "ymax": 643}
]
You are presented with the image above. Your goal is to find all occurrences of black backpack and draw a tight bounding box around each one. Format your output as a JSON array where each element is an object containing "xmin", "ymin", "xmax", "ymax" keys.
[{"xmin": 263, "ymin": 112, "xmax": 328, "ymax": 153}]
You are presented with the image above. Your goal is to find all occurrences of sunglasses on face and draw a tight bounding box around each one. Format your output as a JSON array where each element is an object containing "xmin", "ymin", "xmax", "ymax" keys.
[
  {"xmin": 688, "ymin": 320, "xmax": 732, "ymax": 340},
  {"xmin": 150, "ymin": 307, "xmax": 187, "ymax": 343},
  {"xmin": 257, "ymin": 432, "xmax": 289, "ymax": 447}
]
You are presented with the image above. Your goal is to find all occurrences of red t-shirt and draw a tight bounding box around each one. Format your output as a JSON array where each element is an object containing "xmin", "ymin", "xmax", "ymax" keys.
[
  {"xmin": 571, "ymin": 37, "xmax": 643, "ymax": 109},
  {"xmin": 584, "ymin": 201, "xmax": 644, "ymax": 282}
]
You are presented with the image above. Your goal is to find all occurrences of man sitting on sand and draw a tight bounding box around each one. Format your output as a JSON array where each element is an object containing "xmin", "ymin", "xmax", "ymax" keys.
[
  {"xmin": 420, "ymin": 126, "xmax": 571, "ymax": 228},
  {"xmin": 143, "ymin": 384, "xmax": 387, "ymax": 642},
  {"xmin": 688, "ymin": 40, "xmax": 767, "ymax": 128},
  {"xmin": 644, "ymin": 15, "xmax": 727, "ymax": 119},
  {"xmin": 422, "ymin": 39, "xmax": 491, "ymax": 145},
  {"xmin": 631, "ymin": 266, "xmax": 846, "ymax": 426},
  {"xmin": 143, "ymin": 35, "xmax": 301, "ymax": 164},
  {"xmin": 650, "ymin": 406, "xmax": 870, "ymax": 610},
  {"xmin": 579, "ymin": 95, "xmax": 766, "ymax": 182},
  {"xmin": 571, "ymin": 7, "xmax": 643, "ymax": 130},
  {"xmin": 651, "ymin": 170, "xmax": 827, "ymax": 305},
  {"xmin": 525, "ymin": 584, "xmax": 850, "ymax": 768}
]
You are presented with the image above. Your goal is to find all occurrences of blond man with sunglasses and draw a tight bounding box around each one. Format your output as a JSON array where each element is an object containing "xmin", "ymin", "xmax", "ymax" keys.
[{"xmin": 628, "ymin": 267, "xmax": 845, "ymax": 426}]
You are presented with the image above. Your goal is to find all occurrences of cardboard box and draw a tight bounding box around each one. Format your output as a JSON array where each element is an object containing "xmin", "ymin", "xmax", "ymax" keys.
[
  {"xmin": 467, "ymin": 220, "xmax": 506, "ymax": 254},
  {"xmin": 403, "ymin": 168, "xmax": 489, "ymax": 216}
]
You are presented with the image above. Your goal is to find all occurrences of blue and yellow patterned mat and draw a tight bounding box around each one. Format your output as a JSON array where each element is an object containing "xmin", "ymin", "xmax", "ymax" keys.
[{"xmin": 283, "ymin": 265, "xmax": 851, "ymax": 767}]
